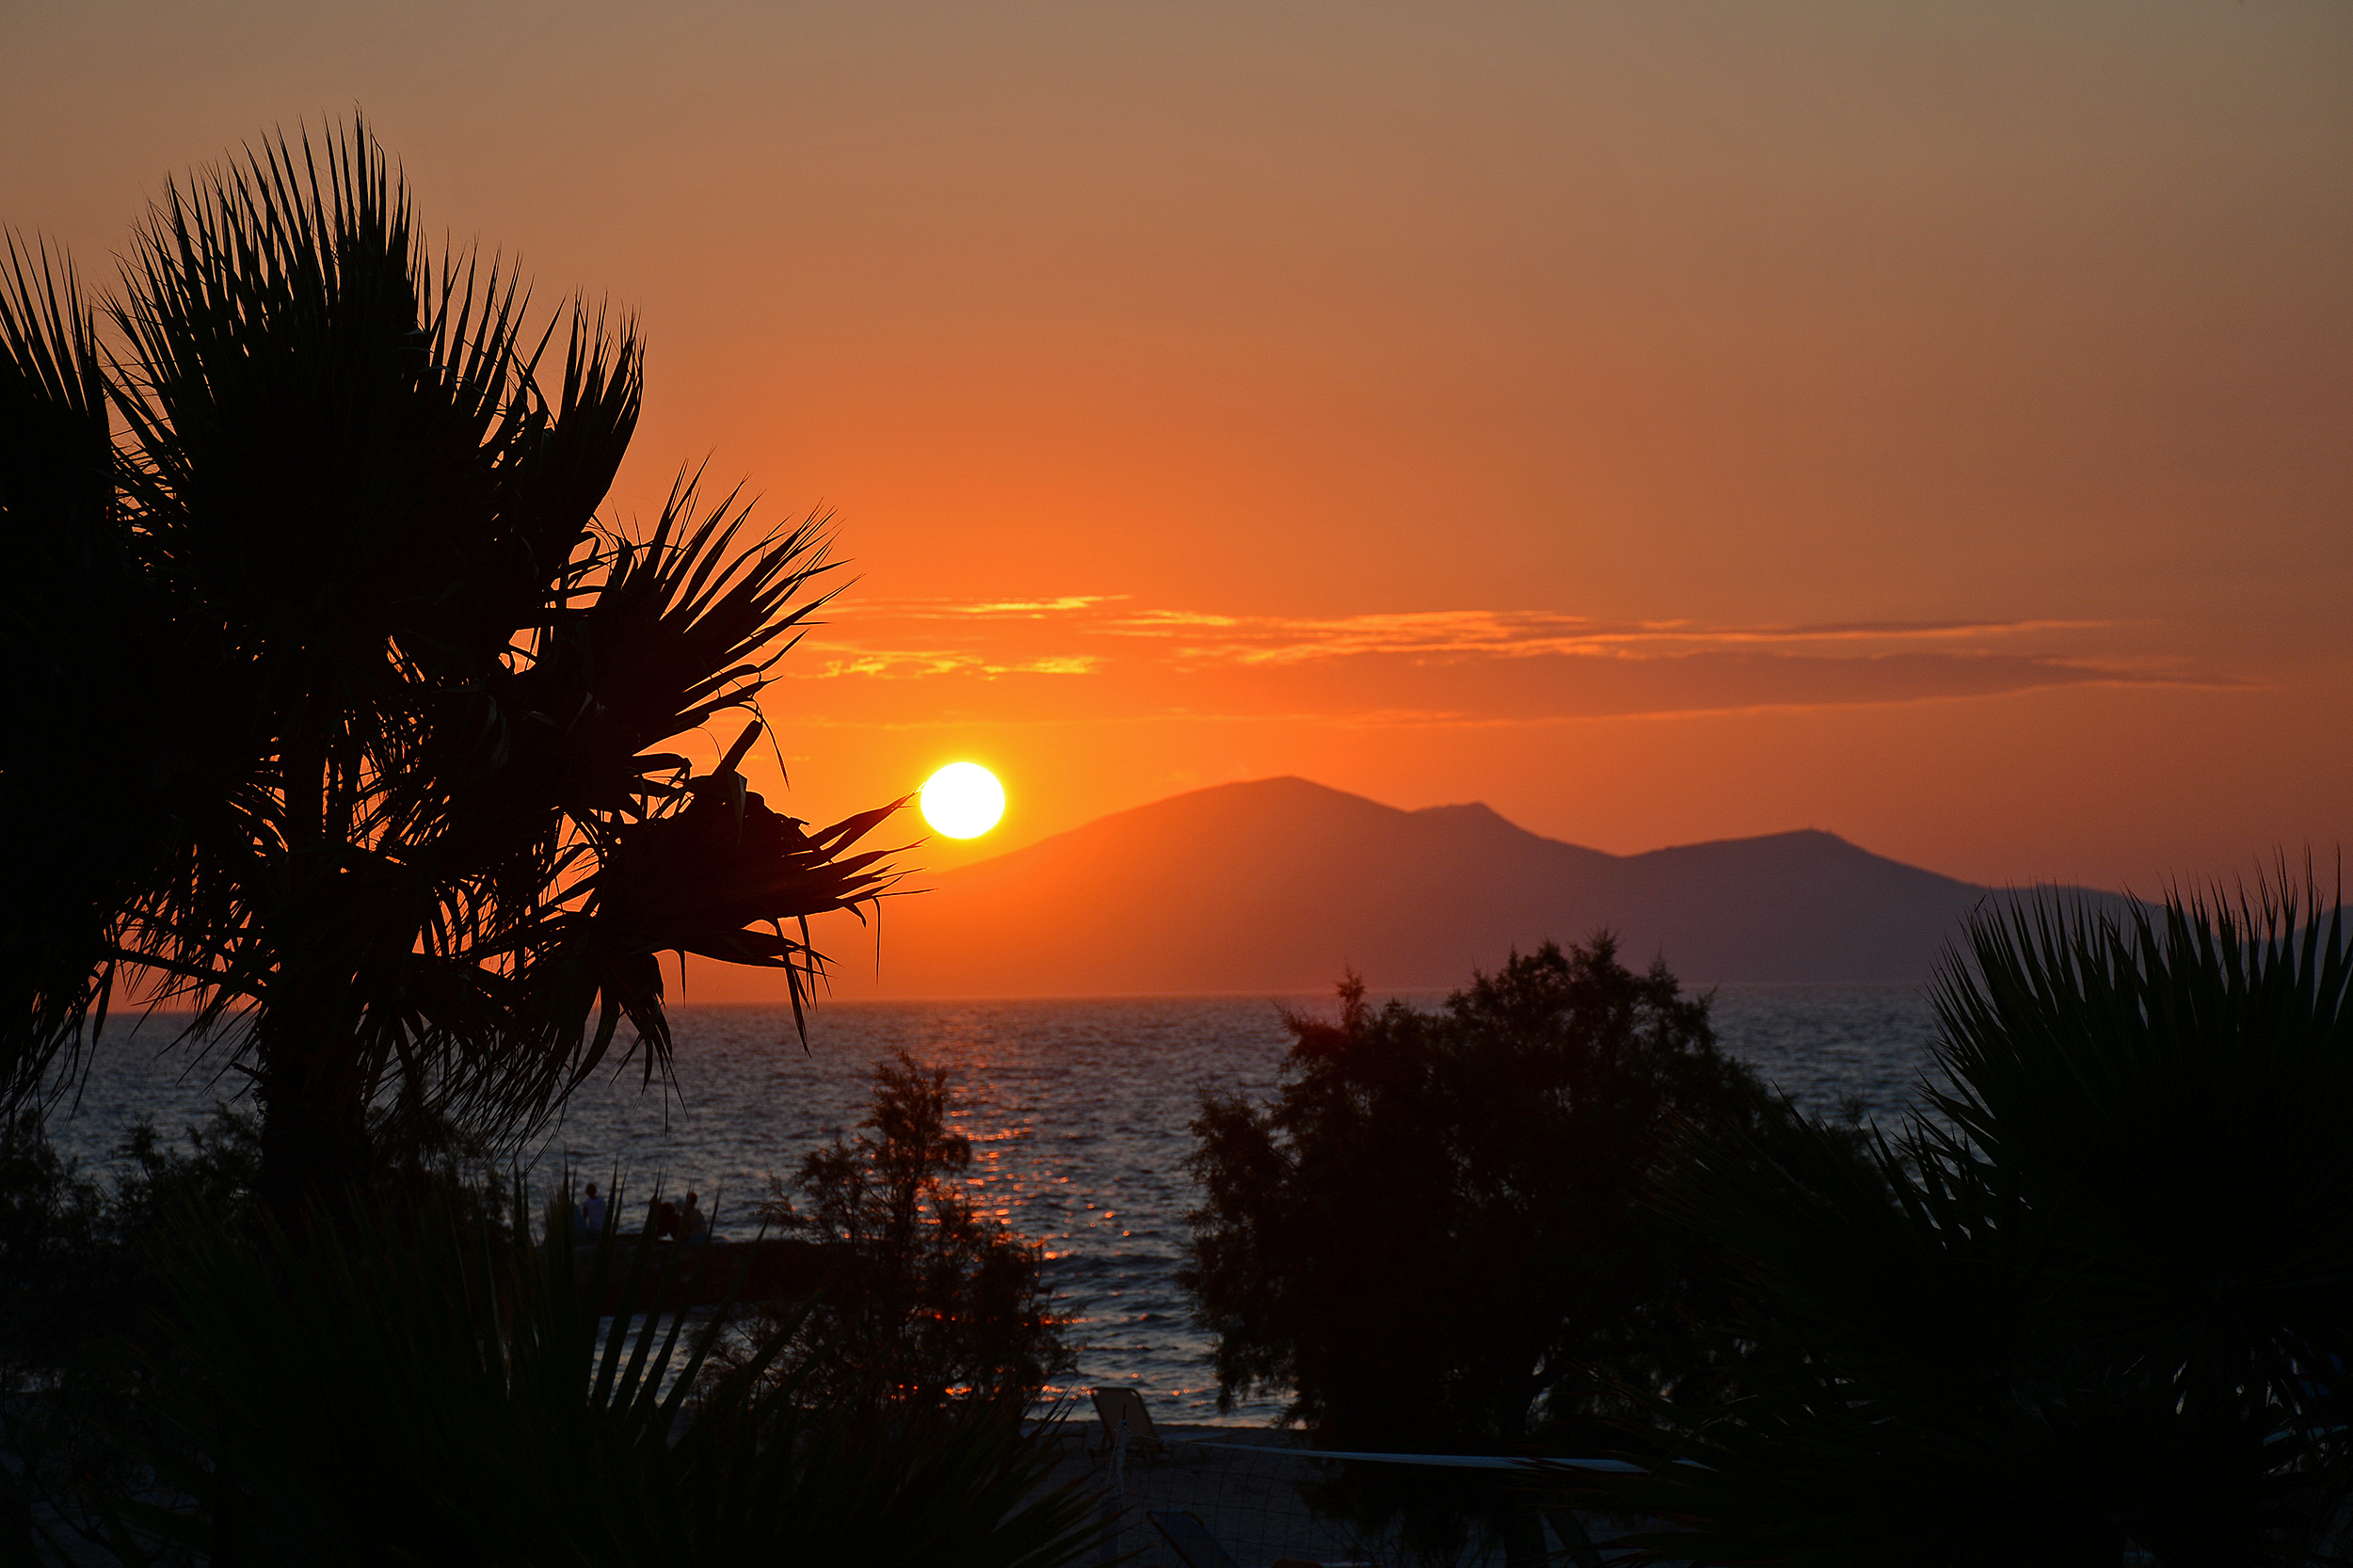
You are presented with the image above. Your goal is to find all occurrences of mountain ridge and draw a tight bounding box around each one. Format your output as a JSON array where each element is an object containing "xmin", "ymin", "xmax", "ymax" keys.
[{"xmin": 822, "ymin": 777, "xmax": 2104, "ymax": 998}]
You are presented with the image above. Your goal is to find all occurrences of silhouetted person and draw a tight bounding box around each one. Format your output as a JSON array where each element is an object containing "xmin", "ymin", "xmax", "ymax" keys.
[
  {"xmin": 680, "ymin": 1192, "xmax": 709, "ymax": 1243},
  {"xmin": 652, "ymin": 1197, "xmax": 680, "ymax": 1241},
  {"xmin": 578, "ymin": 1181, "xmax": 606, "ymax": 1238}
]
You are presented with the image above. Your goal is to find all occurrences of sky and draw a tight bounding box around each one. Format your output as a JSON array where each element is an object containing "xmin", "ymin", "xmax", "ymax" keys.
[{"xmin": 5, "ymin": 0, "xmax": 2348, "ymax": 896}]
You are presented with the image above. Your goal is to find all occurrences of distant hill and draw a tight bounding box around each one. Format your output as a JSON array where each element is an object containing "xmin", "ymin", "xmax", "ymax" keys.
[{"xmin": 837, "ymin": 777, "xmax": 2116, "ymax": 997}]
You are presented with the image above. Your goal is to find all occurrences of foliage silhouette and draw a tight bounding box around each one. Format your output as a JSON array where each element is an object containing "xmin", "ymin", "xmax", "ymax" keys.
[
  {"xmin": 1577, "ymin": 874, "xmax": 2353, "ymax": 1566},
  {"xmin": 1, "ymin": 1106, "xmax": 259, "ymax": 1375},
  {"xmin": 0, "ymin": 1102, "xmax": 516, "ymax": 1558},
  {"xmin": 1184, "ymin": 939, "xmax": 1796, "ymax": 1446},
  {"xmin": 749, "ymin": 1050, "xmax": 1074, "ymax": 1410},
  {"xmin": 60, "ymin": 1187, "xmax": 1103, "ymax": 1568},
  {"xmin": 1183, "ymin": 939, "xmax": 1821, "ymax": 1559},
  {"xmin": 0, "ymin": 120, "xmax": 906, "ymax": 1213}
]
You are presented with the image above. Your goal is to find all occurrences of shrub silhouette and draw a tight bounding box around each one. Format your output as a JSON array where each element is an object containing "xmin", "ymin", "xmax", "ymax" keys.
[
  {"xmin": 1183, "ymin": 937, "xmax": 1835, "ymax": 1562},
  {"xmin": 70, "ymin": 1185, "xmax": 1102, "ymax": 1568},
  {"xmin": 751, "ymin": 1051, "xmax": 1073, "ymax": 1410},
  {"xmin": 1186, "ymin": 938, "xmax": 1802, "ymax": 1451}
]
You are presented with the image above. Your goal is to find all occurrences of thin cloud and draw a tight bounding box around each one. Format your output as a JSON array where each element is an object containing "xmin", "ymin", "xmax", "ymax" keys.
[
  {"xmin": 1100, "ymin": 608, "xmax": 2120, "ymax": 665},
  {"xmin": 781, "ymin": 596, "xmax": 2219, "ymax": 723},
  {"xmin": 847, "ymin": 594, "xmax": 1130, "ymax": 618},
  {"xmin": 808, "ymin": 649, "xmax": 1099, "ymax": 680},
  {"xmin": 833, "ymin": 599, "xmax": 2113, "ymax": 650}
]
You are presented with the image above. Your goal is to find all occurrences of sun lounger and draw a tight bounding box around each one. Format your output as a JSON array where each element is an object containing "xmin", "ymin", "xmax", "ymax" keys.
[{"xmin": 1090, "ymin": 1385, "xmax": 1167, "ymax": 1458}]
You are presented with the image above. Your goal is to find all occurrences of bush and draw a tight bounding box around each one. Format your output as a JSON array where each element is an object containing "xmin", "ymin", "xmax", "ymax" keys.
[
  {"xmin": 0, "ymin": 1110, "xmax": 117, "ymax": 1367},
  {"xmin": 0, "ymin": 1105, "xmax": 261, "ymax": 1560},
  {"xmin": 4, "ymin": 1096, "xmax": 1098, "ymax": 1567},
  {"xmin": 1184, "ymin": 938, "xmax": 1817, "ymax": 1454},
  {"xmin": 70, "ymin": 1189, "xmax": 1100, "ymax": 1568},
  {"xmin": 748, "ymin": 1051, "xmax": 1073, "ymax": 1410},
  {"xmin": 1, "ymin": 1100, "xmax": 520, "ymax": 1560}
]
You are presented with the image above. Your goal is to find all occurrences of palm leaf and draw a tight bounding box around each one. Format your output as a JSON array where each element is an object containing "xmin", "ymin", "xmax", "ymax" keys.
[
  {"xmin": 0, "ymin": 235, "xmax": 177, "ymax": 1112},
  {"xmin": 100, "ymin": 1189, "xmax": 1104, "ymax": 1568},
  {"xmin": 1574, "ymin": 872, "xmax": 2353, "ymax": 1564},
  {"xmin": 6, "ymin": 115, "xmax": 911, "ymax": 1208}
]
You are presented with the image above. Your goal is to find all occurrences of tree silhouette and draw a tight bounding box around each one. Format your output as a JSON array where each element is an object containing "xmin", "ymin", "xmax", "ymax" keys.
[
  {"xmin": 1590, "ymin": 877, "xmax": 2353, "ymax": 1564},
  {"xmin": 749, "ymin": 1051, "xmax": 1072, "ymax": 1410},
  {"xmin": 0, "ymin": 121, "xmax": 905, "ymax": 1213},
  {"xmin": 1184, "ymin": 939, "xmax": 1796, "ymax": 1454}
]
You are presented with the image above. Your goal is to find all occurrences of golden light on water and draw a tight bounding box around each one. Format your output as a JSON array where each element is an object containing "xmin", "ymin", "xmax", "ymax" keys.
[{"xmin": 920, "ymin": 762, "xmax": 1005, "ymax": 839}]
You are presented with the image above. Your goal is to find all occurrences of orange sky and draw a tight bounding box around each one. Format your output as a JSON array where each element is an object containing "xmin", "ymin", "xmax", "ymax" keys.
[{"xmin": 5, "ymin": 0, "xmax": 2348, "ymax": 896}]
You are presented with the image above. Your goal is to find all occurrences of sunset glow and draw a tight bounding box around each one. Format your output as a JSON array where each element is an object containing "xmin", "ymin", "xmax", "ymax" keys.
[
  {"xmin": 920, "ymin": 763, "xmax": 1006, "ymax": 840},
  {"xmin": 10, "ymin": 15, "xmax": 2345, "ymax": 1541},
  {"xmin": 1, "ymin": 1, "xmax": 2345, "ymax": 960}
]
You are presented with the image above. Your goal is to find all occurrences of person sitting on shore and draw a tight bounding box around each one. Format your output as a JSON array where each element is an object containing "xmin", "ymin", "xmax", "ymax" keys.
[
  {"xmin": 578, "ymin": 1181, "xmax": 606, "ymax": 1238},
  {"xmin": 680, "ymin": 1192, "xmax": 709, "ymax": 1243},
  {"xmin": 652, "ymin": 1197, "xmax": 680, "ymax": 1241}
]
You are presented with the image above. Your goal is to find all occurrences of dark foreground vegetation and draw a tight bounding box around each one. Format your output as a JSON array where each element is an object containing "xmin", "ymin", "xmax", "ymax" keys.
[
  {"xmin": 743, "ymin": 1051, "xmax": 1074, "ymax": 1411},
  {"xmin": 0, "ymin": 116, "xmax": 905, "ymax": 1221},
  {"xmin": 8, "ymin": 108, "xmax": 2345, "ymax": 1568},
  {"xmin": 0, "ymin": 120, "xmax": 1096, "ymax": 1565},
  {"xmin": 1, "ymin": 1070, "xmax": 1086, "ymax": 1565},
  {"xmin": 1184, "ymin": 934, "xmax": 1864, "ymax": 1562},
  {"xmin": 1184, "ymin": 883, "xmax": 2353, "ymax": 1566},
  {"xmin": 1578, "ymin": 878, "xmax": 2353, "ymax": 1566},
  {"xmin": 1, "ymin": 1128, "xmax": 1096, "ymax": 1567},
  {"xmin": 1186, "ymin": 935, "xmax": 1828, "ymax": 1452}
]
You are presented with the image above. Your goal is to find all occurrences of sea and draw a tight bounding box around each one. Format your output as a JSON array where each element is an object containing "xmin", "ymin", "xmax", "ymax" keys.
[{"xmin": 47, "ymin": 984, "xmax": 1941, "ymax": 1426}]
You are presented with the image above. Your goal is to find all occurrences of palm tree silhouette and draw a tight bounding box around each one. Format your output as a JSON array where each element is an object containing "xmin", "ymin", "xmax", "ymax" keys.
[{"xmin": 0, "ymin": 120, "xmax": 906, "ymax": 1214}]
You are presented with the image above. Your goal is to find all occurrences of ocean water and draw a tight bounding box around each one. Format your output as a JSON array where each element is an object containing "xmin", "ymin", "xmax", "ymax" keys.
[{"xmin": 49, "ymin": 984, "xmax": 1940, "ymax": 1425}]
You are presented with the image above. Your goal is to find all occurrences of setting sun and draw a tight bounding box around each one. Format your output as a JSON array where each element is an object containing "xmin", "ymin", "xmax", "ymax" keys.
[{"xmin": 920, "ymin": 762, "xmax": 1006, "ymax": 839}]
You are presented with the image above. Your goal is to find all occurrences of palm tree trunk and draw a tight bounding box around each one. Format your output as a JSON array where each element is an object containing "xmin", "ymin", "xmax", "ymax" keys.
[
  {"xmin": 253, "ymin": 730, "xmax": 371, "ymax": 1222},
  {"xmin": 254, "ymin": 1008, "xmax": 371, "ymax": 1224}
]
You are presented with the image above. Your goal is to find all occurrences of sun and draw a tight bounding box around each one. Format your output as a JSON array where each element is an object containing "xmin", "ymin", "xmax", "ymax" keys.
[{"xmin": 919, "ymin": 762, "xmax": 1005, "ymax": 839}]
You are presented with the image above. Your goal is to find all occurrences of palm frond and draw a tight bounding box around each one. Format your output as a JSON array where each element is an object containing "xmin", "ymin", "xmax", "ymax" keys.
[
  {"xmin": 104, "ymin": 1189, "xmax": 1104, "ymax": 1567},
  {"xmin": 7, "ymin": 115, "xmax": 909, "ymax": 1208},
  {"xmin": 0, "ymin": 234, "xmax": 144, "ymax": 1112},
  {"xmin": 1922, "ymin": 871, "xmax": 2353, "ymax": 1409},
  {"xmin": 1577, "ymin": 871, "xmax": 2353, "ymax": 1564}
]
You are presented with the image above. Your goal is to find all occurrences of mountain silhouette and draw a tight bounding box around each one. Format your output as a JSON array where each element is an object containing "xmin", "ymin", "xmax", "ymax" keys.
[{"xmin": 847, "ymin": 776, "xmax": 2107, "ymax": 996}]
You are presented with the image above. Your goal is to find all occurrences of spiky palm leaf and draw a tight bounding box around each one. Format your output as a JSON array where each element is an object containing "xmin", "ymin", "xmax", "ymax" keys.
[
  {"xmin": 1920, "ymin": 876, "xmax": 2353, "ymax": 1416},
  {"xmin": 0, "ymin": 120, "xmax": 909, "ymax": 1208},
  {"xmin": 0, "ymin": 237, "xmax": 123, "ymax": 1106},
  {"xmin": 93, "ymin": 1192, "xmax": 1102, "ymax": 1568},
  {"xmin": 1574, "ymin": 875, "xmax": 2353, "ymax": 1565},
  {"xmin": 0, "ymin": 237, "xmax": 248, "ymax": 1112}
]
